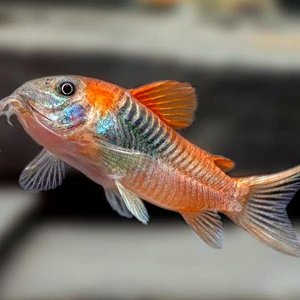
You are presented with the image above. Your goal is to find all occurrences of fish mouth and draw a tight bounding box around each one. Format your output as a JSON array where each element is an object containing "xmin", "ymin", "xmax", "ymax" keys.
[
  {"xmin": 0, "ymin": 94, "xmax": 52, "ymax": 127},
  {"xmin": 27, "ymin": 100, "xmax": 52, "ymax": 123},
  {"xmin": 0, "ymin": 94, "xmax": 84, "ymax": 133}
]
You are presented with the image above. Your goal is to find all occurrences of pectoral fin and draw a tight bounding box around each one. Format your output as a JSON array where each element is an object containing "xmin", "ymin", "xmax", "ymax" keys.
[
  {"xmin": 104, "ymin": 187, "xmax": 133, "ymax": 218},
  {"xmin": 115, "ymin": 181, "xmax": 149, "ymax": 224},
  {"xmin": 19, "ymin": 149, "xmax": 65, "ymax": 191},
  {"xmin": 182, "ymin": 210, "xmax": 223, "ymax": 248}
]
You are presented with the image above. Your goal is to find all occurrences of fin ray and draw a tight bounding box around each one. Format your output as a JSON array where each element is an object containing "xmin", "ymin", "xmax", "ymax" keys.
[
  {"xmin": 182, "ymin": 210, "xmax": 223, "ymax": 248},
  {"xmin": 19, "ymin": 149, "xmax": 65, "ymax": 191},
  {"xmin": 115, "ymin": 181, "xmax": 149, "ymax": 224},
  {"xmin": 130, "ymin": 80, "xmax": 197, "ymax": 130},
  {"xmin": 104, "ymin": 188, "xmax": 133, "ymax": 218},
  {"xmin": 227, "ymin": 165, "xmax": 300, "ymax": 256}
]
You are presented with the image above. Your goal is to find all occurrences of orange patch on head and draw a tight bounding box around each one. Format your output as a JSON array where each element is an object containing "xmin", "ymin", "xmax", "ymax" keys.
[{"xmin": 84, "ymin": 79, "xmax": 124, "ymax": 116}]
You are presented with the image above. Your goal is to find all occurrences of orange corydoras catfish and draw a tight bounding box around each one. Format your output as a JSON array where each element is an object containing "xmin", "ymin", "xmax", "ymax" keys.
[{"xmin": 1, "ymin": 76, "xmax": 300, "ymax": 256}]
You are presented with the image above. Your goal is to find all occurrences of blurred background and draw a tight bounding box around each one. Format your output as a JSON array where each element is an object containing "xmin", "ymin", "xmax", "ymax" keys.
[{"xmin": 0, "ymin": 0, "xmax": 299, "ymax": 299}]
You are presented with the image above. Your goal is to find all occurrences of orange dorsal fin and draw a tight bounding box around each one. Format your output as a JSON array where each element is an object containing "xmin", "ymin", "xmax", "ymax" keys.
[
  {"xmin": 213, "ymin": 155, "xmax": 235, "ymax": 173},
  {"xmin": 130, "ymin": 80, "xmax": 197, "ymax": 130}
]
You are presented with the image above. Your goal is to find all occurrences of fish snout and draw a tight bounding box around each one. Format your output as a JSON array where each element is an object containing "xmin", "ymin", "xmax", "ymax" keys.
[
  {"xmin": 0, "ymin": 80, "xmax": 39, "ymax": 124},
  {"xmin": 13, "ymin": 81, "xmax": 39, "ymax": 103},
  {"xmin": 0, "ymin": 95, "xmax": 24, "ymax": 126}
]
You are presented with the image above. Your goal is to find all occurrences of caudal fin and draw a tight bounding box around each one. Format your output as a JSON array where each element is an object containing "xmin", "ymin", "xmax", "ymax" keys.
[{"xmin": 226, "ymin": 165, "xmax": 300, "ymax": 256}]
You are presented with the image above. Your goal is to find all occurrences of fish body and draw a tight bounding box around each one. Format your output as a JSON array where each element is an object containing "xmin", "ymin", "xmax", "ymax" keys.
[
  {"xmin": 1, "ymin": 75, "xmax": 300, "ymax": 256},
  {"xmin": 105, "ymin": 94, "xmax": 238, "ymax": 213}
]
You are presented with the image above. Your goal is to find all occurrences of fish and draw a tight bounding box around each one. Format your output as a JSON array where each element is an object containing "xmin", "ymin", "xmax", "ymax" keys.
[{"xmin": 1, "ymin": 75, "xmax": 300, "ymax": 256}]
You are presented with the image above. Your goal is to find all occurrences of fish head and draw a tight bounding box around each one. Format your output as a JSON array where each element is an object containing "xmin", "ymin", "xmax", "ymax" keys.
[
  {"xmin": 0, "ymin": 75, "xmax": 97, "ymax": 158},
  {"xmin": 0, "ymin": 75, "xmax": 125, "ymax": 156},
  {"xmin": 8, "ymin": 75, "xmax": 91, "ymax": 132}
]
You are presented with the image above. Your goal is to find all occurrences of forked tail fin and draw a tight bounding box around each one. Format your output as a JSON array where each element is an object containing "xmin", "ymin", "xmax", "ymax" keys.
[{"xmin": 226, "ymin": 165, "xmax": 300, "ymax": 256}]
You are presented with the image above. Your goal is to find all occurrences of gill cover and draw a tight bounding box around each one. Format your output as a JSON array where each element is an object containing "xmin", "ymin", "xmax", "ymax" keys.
[{"xmin": 52, "ymin": 103, "xmax": 87, "ymax": 128}]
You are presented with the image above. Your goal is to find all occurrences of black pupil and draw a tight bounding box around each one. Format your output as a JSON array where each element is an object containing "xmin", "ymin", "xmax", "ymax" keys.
[{"xmin": 60, "ymin": 82, "xmax": 75, "ymax": 96}]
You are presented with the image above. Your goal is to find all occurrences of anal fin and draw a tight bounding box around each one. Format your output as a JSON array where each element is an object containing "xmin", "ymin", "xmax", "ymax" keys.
[{"xmin": 182, "ymin": 210, "xmax": 223, "ymax": 248}]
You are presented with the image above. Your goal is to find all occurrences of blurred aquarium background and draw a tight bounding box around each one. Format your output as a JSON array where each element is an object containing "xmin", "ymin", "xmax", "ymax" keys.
[{"xmin": 0, "ymin": 0, "xmax": 299, "ymax": 299}]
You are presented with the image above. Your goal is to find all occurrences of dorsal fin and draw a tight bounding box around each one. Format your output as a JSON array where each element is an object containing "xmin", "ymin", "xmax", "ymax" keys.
[
  {"xmin": 130, "ymin": 80, "xmax": 197, "ymax": 130},
  {"xmin": 212, "ymin": 155, "xmax": 235, "ymax": 173}
]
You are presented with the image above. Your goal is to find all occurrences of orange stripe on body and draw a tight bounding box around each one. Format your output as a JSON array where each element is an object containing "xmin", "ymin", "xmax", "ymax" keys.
[{"xmin": 84, "ymin": 78, "xmax": 125, "ymax": 116}]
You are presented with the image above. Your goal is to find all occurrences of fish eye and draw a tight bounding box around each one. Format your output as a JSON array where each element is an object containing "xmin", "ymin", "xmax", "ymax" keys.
[{"xmin": 58, "ymin": 82, "xmax": 76, "ymax": 96}]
